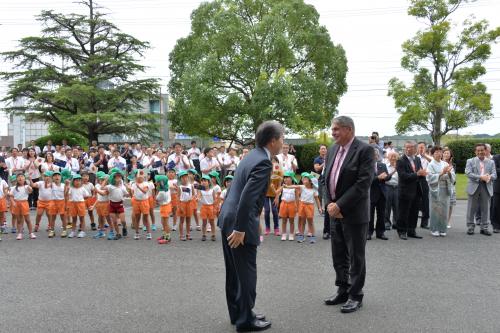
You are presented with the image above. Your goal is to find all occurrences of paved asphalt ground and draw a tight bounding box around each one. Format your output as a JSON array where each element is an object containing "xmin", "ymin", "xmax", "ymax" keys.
[{"xmin": 1, "ymin": 200, "xmax": 499, "ymax": 333}]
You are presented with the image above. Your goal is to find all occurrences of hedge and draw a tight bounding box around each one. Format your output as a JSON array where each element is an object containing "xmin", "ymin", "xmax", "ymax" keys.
[
  {"xmin": 445, "ymin": 139, "xmax": 500, "ymax": 173},
  {"xmin": 35, "ymin": 134, "xmax": 87, "ymax": 151},
  {"xmin": 294, "ymin": 143, "xmax": 323, "ymax": 173}
]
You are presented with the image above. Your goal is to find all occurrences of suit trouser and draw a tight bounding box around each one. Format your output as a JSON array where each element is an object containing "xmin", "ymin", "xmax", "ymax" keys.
[
  {"xmin": 397, "ymin": 194, "xmax": 420, "ymax": 234},
  {"xmin": 467, "ymin": 183, "xmax": 491, "ymax": 230},
  {"xmin": 221, "ymin": 232, "xmax": 257, "ymax": 327},
  {"xmin": 385, "ymin": 185, "xmax": 398, "ymax": 228},
  {"xmin": 492, "ymin": 193, "xmax": 500, "ymax": 230},
  {"xmin": 369, "ymin": 195, "xmax": 386, "ymax": 236},
  {"xmin": 323, "ymin": 203, "xmax": 331, "ymax": 235},
  {"xmin": 192, "ymin": 159, "xmax": 201, "ymax": 175},
  {"xmin": 418, "ymin": 182, "xmax": 430, "ymax": 227},
  {"xmin": 330, "ymin": 219, "xmax": 367, "ymax": 301}
]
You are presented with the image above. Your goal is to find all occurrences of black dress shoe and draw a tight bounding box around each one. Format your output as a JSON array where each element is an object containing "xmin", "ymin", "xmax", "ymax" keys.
[
  {"xmin": 366, "ymin": 234, "xmax": 372, "ymax": 240},
  {"xmin": 340, "ymin": 299, "xmax": 362, "ymax": 313},
  {"xmin": 236, "ymin": 319, "xmax": 271, "ymax": 332},
  {"xmin": 323, "ymin": 233, "xmax": 330, "ymax": 240},
  {"xmin": 407, "ymin": 233, "xmax": 423, "ymax": 239},
  {"xmin": 493, "ymin": 229, "xmax": 500, "ymax": 233},
  {"xmin": 398, "ymin": 232, "xmax": 407, "ymax": 240},
  {"xmin": 376, "ymin": 234, "xmax": 388, "ymax": 240},
  {"xmin": 480, "ymin": 229, "xmax": 492, "ymax": 236},
  {"xmin": 421, "ymin": 225, "xmax": 429, "ymax": 230},
  {"xmin": 255, "ymin": 314, "xmax": 266, "ymax": 321},
  {"xmin": 324, "ymin": 293, "xmax": 349, "ymax": 305}
]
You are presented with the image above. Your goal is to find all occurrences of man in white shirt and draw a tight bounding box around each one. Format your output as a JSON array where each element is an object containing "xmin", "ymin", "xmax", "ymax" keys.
[
  {"xmin": 223, "ymin": 147, "xmax": 240, "ymax": 175},
  {"xmin": 200, "ymin": 147, "xmax": 220, "ymax": 175},
  {"xmin": 188, "ymin": 140, "xmax": 202, "ymax": 173},
  {"xmin": 61, "ymin": 139, "xmax": 71, "ymax": 151},
  {"xmin": 141, "ymin": 148, "xmax": 155, "ymax": 169},
  {"xmin": 216, "ymin": 146, "xmax": 227, "ymax": 172},
  {"xmin": 62, "ymin": 149, "xmax": 80, "ymax": 175},
  {"xmin": 416, "ymin": 141, "xmax": 431, "ymax": 229},
  {"xmin": 5, "ymin": 148, "xmax": 26, "ymax": 175},
  {"xmin": 107, "ymin": 149, "xmax": 127, "ymax": 171},
  {"xmin": 277, "ymin": 143, "xmax": 297, "ymax": 172},
  {"xmin": 167, "ymin": 143, "xmax": 190, "ymax": 172},
  {"xmin": 28, "ymin": 140, "xmax": 41, "ymax": 155}
]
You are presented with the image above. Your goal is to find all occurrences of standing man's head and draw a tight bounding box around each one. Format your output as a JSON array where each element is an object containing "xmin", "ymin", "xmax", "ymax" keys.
[
  {"xmin": 485, "ymin": 143, "xmax": 492, "ymax": 157},
  {"xmin": 281, "ymin": 143, "xmax": 289, "ymax": 155},
  {"xmin": 173, "ymin": 142, "xmax": 182, "ymax": 154},
  {"xmin": 255, "ymin": 120, "xmax": 284, "ymax": 156},
  {"xmin": 47, "ymin": 140, "xmax": 53, "ymax": 146},
  {"xmin": 191, "ymin": 140, "xmax": 197, "ymax": 148},
  {"xmin": 319, "ymin": 144, "xmax": 327, "ymax": 157},
  {"xmin": 417, "ymin": 142, "xmax": 426, "ymax": 155},
  {"xmin": 475, "ymin": 143, "xmax": 487, "ymax": 160},
  {"xmin": 331, "ymin": 116, "xmax": 355, "ymax": 146},
  {"xmin": 404, "ymin": 141, "xmax": 417, "ymax": 157},
  {"xmin": 11, "ymin": 148, "xmax": 19, "ymax": 157}
]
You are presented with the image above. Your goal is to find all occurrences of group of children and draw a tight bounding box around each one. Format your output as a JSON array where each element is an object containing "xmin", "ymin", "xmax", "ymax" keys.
[{"xmin": 0, "ymin": 166, "xmax": 323, "ymax": 244}]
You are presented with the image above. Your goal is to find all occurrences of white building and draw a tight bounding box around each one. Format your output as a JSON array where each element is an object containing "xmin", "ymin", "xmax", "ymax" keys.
[{"xmin": 6, "ymin": 98, "xmax": 48, "ymax": 147}]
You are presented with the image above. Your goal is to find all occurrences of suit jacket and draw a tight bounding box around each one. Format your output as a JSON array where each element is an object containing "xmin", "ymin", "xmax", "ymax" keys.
[
  {"xmin": 218, "ymin": 147, "xmax": 272, "ymax": 246},
  {"xmin": 465, "ymin": 157, "xmax": 497, "ymax": 197},
  {"xmin": 370, "ymin": 162, "xmax": 391, "ymax": 203},
  {"xmin": 396, "ymin": 155, "xmax": 426, "ymax": 200},
  {"xmin": 324, "ymin": 138, "xmax": 374, "ymax": 224},
  {"xmin": 494, "ymin": 154, "xmax": 500, "ymax": 194}
]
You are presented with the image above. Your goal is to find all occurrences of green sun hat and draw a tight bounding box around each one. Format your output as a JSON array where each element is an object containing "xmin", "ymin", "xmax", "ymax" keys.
[
  {"xmin": 283, "ymin": 171, "xmax": 298, "ymax": 184},
  {"xmin": 44, "ymin": 170, "xmax": 54, "ymax": 177},
  {"xmin": 109, "ymin": 170, "xmax": 125, "ymax": 186},
  {"xmin": 109, "ymin": 167, "xmax": 121, "ymax": 175},
  {"xmin": 61, "ymin": 169, "xmax": 73, "ymax": 182},
  {"xmin": 208, "ymin": 170, "xmax": 221, "ymax": 185},
  {"xmin": 52, "ymin": 170, "xmax": 61, "ymax": 176},
  {"xmin": 300, "ymin": 172, "xmax": 314, "ymax": 180},
  {"xmin": 224, "ymin": 175, "xmax": 234, "ymax": 180},
  {"xmin": 177, "ymin": 170, "xmax": 189, "ymax": 178},
  {"xmin": 155, "ymin": 174, "xmax": 169, "ymax": 191},
  {"xmin": 9, "ymin": 175, "xmax": 17, "ymax": 182},
  {"xmin": 201, "ymin": 175, "xmax": 211, "ymax": 182},
  {"xmin": 96, "ymin": 171, "xmax": 106, "ymax": 179},
  {"xmin": 188, "ymin": 168, "xmax": 199, "ymax": 176}
]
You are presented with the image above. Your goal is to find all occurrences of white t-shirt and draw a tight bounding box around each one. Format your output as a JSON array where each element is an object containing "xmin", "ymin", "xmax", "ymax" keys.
[
  {"xmin": 156, "ymin": 190, "xmax": 171, "ymax": 205},
  {"xmin": 223, "ymin": 155, "xmax": 240, "ymax": 171},
  {"xmin": 0, "ymin": 179, "xmax": 9, "ymax": 198},
  {"xmin": 277, "ymin": 154, "xmax": 298, "ymax": 172},
  {"xmin": 69, "ymin": 187, "xmax": 88, "ymax": 202},
  {"xmin": 200, "ymin": 189, "xmax": 215, "ymax": 205},
  {"xmin": 200, "ymin": 157, "xmax": 219, "ymax": 175},
  {"xmin": 36, "ymin": 181, "xmax": 54, "ymax": 201},
  {"xmin": 299, "ymin": 186, "xmax": 318, "ymax": 204},
  {"xmin": 41, "ymin": 162, "xmax": 60, "ymax": 173},
  {"xmin": 141, "ymin": 155, "xmax": 154, "ymax": 168},
  {"xmin": 167, "ymin": 153, "xmax": 190, "ymax": 171},
  {"xmin": 107, "ymin": 184, "xmax": 128, "ymax": 202},
  {"xmin": 82, "ymin": 183, "xmax": 95, "ymax": 198},
  {"xmin": 187, "ymin": 147, "xmax": 201, "ymax": 161},
  {"xmin": 26, "ymin": 159, "xmax": 41, "ymax": 180},
  {"xmin": 52, "ymin": 183, "xmax": 65, "ymax": 200},
  {"xmin": 168, "ymin": 179, "xmax": 178, "ymax": 194},
  {"xmin": 107, "ymin": 156, "xmax": 127, "ymax": 171},
  {"xmin": 131, "ymin": 182, "xmax": 152, "ymax": 200},
  {"xmin": 212, "ymin": 184, "xmax": 222, "ymax": 196},
  {"xmin": 11, "ymin": 185, "xmax": 30, "ymax": 201},
  {"xmin": 179, "ymin": 184, "xmax": 193, "ymax": 202},
  {"xmin": 95, "ymin": 184, "xmax": 109, "ymax": 202},
  {"xmin": 281, "ymin": 188, "xmax": 296, "ymax": 202},
  {"xmin": 6, "ymin": 156, "xmax": 25, "ymax": 175},
  {"xmin": 62, "ymin": 157, "xmax": 80, "ymax": 174},
  {"xmin": 220, "ymin": 189, "xmax": 227, "ymax": 201}
]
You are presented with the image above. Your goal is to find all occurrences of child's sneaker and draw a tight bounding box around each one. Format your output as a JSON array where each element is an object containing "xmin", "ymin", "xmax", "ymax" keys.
[
  {"xmin": 34, "ymin": 224, "xmax": 39, "ymax": 232},
  {"xmin": 16, "ymin": 233, "xmax": 23, "ymax": 240},
  {"xmin": 91, "ymin": 223, "xmax": 97, "ymax": 231},
  {"xmin": 289, "ymin": 234, "xmax": 295, "ymax": 241},
  {"xmin": 114, "ymin": 234, "xmax": 122, "ymax": 240},
  {"xmin": 202, "ymin": 235, "xmax": 207, "ymax": 241},
  {"xmin": 93, "ymin": 230, "xmax": 105, "ymax": 239},
  {"xmin": 197, "ymin": 225, "xmax": 202, "ymax": 231},
  {"xmin": 309, "ymin": 235, "xmax": 316, "ymax": 244},
  {"xmin": 66, "ymin": 224, "xmax": 72, "ymax": 230},
  {"xmin": 151, "ymin": 224, "xmax": 157, "ymax": 232},
  {"xmin": 187, "ymin": 234, "xmax": 192, "ymax": 240},
  {"xmin": 77, "ymin": 231, "xmax": 86, "ymax": 238},
  {"xmin": 211, "ymin": 235, "xmax": 216, "ymax": 242},
  {"xmin": 61, "ymin": 230, "xmax": 67, "ymax": 238},
  {"xmin": 172, "ymin": 225, "xmax": 177, "ymax": 231},
  {"xmin": 11, "ymin": 227, "xmax": 17, "ymax": 234},
  {"xmin": 68, "ymin": 231, "xmax": 76, "ymax": 238},
  {"xmin": 281, "ymin": 233, "xmax": 287, "ymax": 241},
  {"xmin": 134, "ymin": 233, "xmax": 140, "ymax": 240},
  {"xmin": 48, "ymin": 230, "xmax": 55, "ymax": 238},
  {"xmin": 259, "ymin": 235, "xmax": 264, "ymax": 242},
  {"xmin": 146, "ymin": 233, "xmax": 152, "ymax": 240},
  {"xmin": 274, "ymin": 228, "xmax": 280, "ymax": 236},
  {"xmin": 180, "ymin": 235, "xmax": 186, "ymax": 241},
  {"xmin": 29, "ymin": 233, "xmax": 37, "ymax": 239},
  {"xmin": 158, "ymin": 233, "xmax": 171, "ymax": 245},
  {"xmin": 107, "ymin": 231, "xmax": 115, "ymax": 240},
  {"xmin": 122, "ymin": 227, "xmax": 128, "ymax": 237},
  {"xmin": 104, "ymin": 223, "xmax": 109, "ymax": 228},
  {"xmin": 297, "ymin": 234, "xmax": 305, "ymax": 243},
  {"xmin": 206, "ymin": 225, "xmax": 210, "ymax": 232},
  {"xmin": 265, "ymin": 227, "xmax": 270, "ymax": 236},
  {"xmin": 142, "ymin": 225, "xmax": 147, "ymax": 232}
]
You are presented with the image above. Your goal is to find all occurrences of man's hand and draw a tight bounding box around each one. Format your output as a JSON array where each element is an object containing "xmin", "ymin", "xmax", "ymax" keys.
[
  {"xmin": 377, "ymin": 172, "xmax": 388, "ymax": 180},
  {"xmin": 417, "ymin": 169, "xmax": 427, "ymax": 177},
  {"xmin": 327, "ymin": 202, "xmax": 341, "ymax": 217},
  {"xmin": 227, "ymin": 230, "xmax": 245, "ymax": 248},
  {"xmin": 480, "ymin": 174, "xmax": 491, "ymax": 183}
]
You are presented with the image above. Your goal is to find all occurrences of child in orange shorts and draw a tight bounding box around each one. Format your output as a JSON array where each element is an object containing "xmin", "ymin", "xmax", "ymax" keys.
[
  {"xmin": 128, "ymin": 169, "xmax": 153, "ymax": 240},
  {"xmin": 31, "ymin": 171, "xmax": 55, "ymax": 236},
  {"xmin": 0, "ymin": 177, "xmax": 9, "ymax": 240},
  {"xmin": 65, "ymin": 175, "xmax": 88, "ymax": 238},
  {"xmin": 167, "ymin": 168, "xmax": 179, "ymax": 231},
  {"xmin": 9, "ymin": 174, "xmax": 36, "ymax": 240},
  {"xmin": 277, "ymin": 171, "xmax": 299, "ymax": 241},
  {"xmin": 188, "ymin": 169, "xmax": 200, "ymax": 231},
  {"xmin": 81, "ymin": 171, "xmax": 97, "ymax": 231},
  {"xmin": 146, "ymin": 172, "xmax": 157, "ymax": 232},
  {"xmin": 296, "ymin": 173, "xmax": 322, "ymax": 244},
  {"xmin": 177, "ymin": 170, "xmax": 194, "ymax": 241},
  {"xmin": 155, "ymin": 175, "xmax": 172, "ymax": 244},
  {"xmin": 199, "ymin": 175, "xmax": 217, "ymax": 241},
  {"xmin": 92, "ymin": 172, "xmax": 111, "ymax": 239},
  {"xmin": 49, "ymin": 171, "xmax": 67, "ymax": 237}
]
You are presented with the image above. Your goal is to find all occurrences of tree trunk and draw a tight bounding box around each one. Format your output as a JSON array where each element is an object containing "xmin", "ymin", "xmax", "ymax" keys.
[{"xmin": 87, "ymin": 125, "xmax": 99, "ymax": 145}]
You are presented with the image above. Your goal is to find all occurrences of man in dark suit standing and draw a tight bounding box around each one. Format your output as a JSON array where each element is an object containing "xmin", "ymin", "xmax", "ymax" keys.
[
  {"xmin": 493, "ymin": 153, "xmax": 500, "ymax": 233},
  {"xmin": 396, "ymin": 141, "xmax": 427, "ymax": 240},
  {"xmin": 218, "ymin": 120, "xmax": 284, "ymax": 332},
  {"xmin": 368, "ymin": 148, "xmax": 391, "ymax": 240},
  {"xmin": 323, "ymin": 116, "xmax": 374, "ymax": 313}
]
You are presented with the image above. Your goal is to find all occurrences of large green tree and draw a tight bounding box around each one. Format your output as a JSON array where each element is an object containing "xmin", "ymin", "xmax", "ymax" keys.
[
  {"xmin": 1, "ymin": 0, "xmax": 160, "ymax": 144},
  {"xmin": 388, "ymin": 0, "xmax": 500, "ymax": 145},
  {"xmin": 169, "ymin": 0, "xmax": 347, "ymax": 145}
]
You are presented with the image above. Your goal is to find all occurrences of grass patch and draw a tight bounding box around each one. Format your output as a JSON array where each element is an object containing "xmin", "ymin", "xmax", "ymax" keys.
[{"xmin": 455, "ymin": 173, "xmax": 467, "ymax": 200}]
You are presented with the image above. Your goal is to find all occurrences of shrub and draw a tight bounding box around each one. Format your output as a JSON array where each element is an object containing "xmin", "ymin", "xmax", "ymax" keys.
[
  {"xmin": 35, "ymin": 134, "xmax": 87, "ymax": 150},
  {"xmin": 445, "ymin": 139, "xmax": 500, "ymax": 173},
  {"xmin": 294, "ymin": 143, "xmax": 322, "ymax": 173}
]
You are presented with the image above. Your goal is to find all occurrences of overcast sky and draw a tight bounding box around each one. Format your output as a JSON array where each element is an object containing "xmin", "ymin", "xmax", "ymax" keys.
[{"xmin": 1, "ymin": 0, "xmax": 499, "ymax": 138}]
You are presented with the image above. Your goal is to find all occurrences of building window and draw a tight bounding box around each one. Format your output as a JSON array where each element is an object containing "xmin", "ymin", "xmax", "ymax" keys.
[{"xmin": 149, "ymin": 100, "xmax": 160, "ymax": 114}]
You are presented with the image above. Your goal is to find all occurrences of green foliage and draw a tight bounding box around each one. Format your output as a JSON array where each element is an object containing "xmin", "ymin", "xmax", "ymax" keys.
[
  {"xmin": 0, "ymin": 0, "xmax": 161, "ymax": 144},
  {"xmin": 294, "ymin": 143, "xmax": 322, "ymax": 173},
  {"xmin": 35, "ymin": 134, "xmax": 87, "ymax": 150},
  {"xmin": 168, "ymin": 0, "xmax": 347, "ymax": 145},
  {"xmin": 388, "ymin": 0, "xmax": 500, "ymax": 145},
  {"xmin": 48, "ymin": 123, "xmax": 87, "ymax": 145},
  {"xmin": 445, "ymin": 138, "xmax": 500, "ymax": 172}
]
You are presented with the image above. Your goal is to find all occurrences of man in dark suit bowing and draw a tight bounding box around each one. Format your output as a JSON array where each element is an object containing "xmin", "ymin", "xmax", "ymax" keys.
[
  {"xmin": 218, "ymin": 120, "xmax": 284, "ymax": 332},
  {"xmin": 323, "ymin": 116, "xmax": 374, "ymax": 313},
  {"xmin": 396, "ymin": 141, "xmax": 427, "ymax": 240}
]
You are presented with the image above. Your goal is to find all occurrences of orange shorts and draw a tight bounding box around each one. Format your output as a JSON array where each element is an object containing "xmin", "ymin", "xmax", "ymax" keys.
[
  {"xmin": 0, "ymin": 197, "xmax": 7, "ymax": 212},
  {"xmin": 171, "ymin": 193, "xmax": 179, "ymax": 207},
  {"xmin": 85, "ymin": 197, "xmax": 97, "ymax": 209},
  {"xmin": 279, "ymin": 201, "xmax": 297, "ymax": 218},
  {"xmin": 200, "ymin": 204, "xmax": 215, "ymax": 220},
  {"xmin": 160, "ymin": 203, "xmax": 172, "ymax": 218},
  {"xmin": 37, "ymin": 200, "xmax": 53, "ymax": 213},
  {"xmin": 96, "ymin": 201, "xmax": 110, "ymax": 217},
  {"xmin": 190, "ymin": 198, "xmax": 198, "ymax": 211},
  {"xmin": 132, "ymin": 198, "xmax": 150, "ymax": 215},
  {"xmin": 12, "ymin": 200, "xmax": 29, "ymax": 216},
  {"xmin": 178, "ymin": 201, "xmax": 193, "ymax": 218},
  {"xmin": 298, "ymin": 202, "xmax": 314, "ymax": 219},
  {"xmin": 49, "ymin": 200, "xmax": 66, "ymax": 216},
  {"xmin": 148, "ymin": 196, "xmax": 155, "ymax": 209},
  {"xmin": 68, "ymin": 201, "xmax": 86, "ymax": 217}
]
